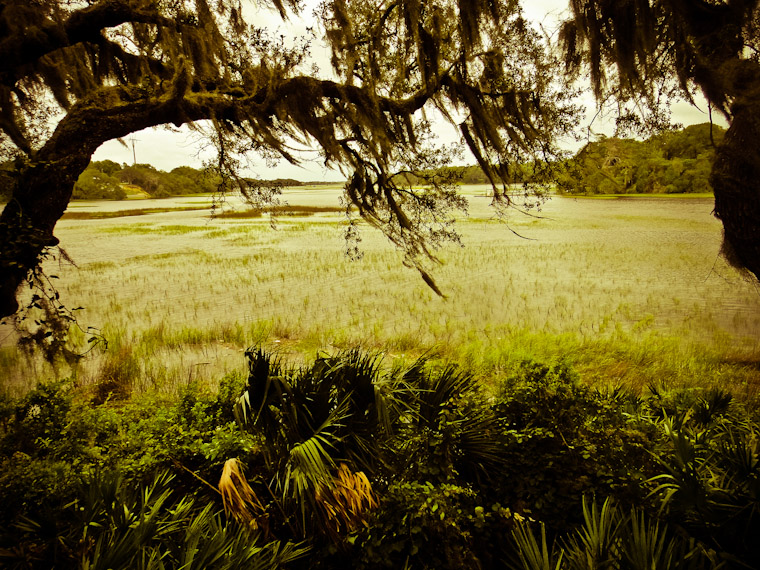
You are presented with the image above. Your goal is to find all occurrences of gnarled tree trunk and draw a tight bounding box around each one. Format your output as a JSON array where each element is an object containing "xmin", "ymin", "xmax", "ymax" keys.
[
  {"xmin": 0, "ymin": 87, "xmax": 186, "ymax": 319},
  {"xmin": 0, "ymin": 148, "xmax": 93, "ymax": 318},
  {"xmin": 712, "ymin": 102, "xmax": 760, "ymax": 280}
]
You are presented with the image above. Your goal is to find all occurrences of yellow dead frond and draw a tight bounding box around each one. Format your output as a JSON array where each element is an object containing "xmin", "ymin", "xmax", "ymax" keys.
[
  {"xmin": 316, "ymin": 463, "xmax": 378, "ymax": 536},
  {"xmin": 218, "ymin": 458, "xmax": 267, "ymax": 530}
]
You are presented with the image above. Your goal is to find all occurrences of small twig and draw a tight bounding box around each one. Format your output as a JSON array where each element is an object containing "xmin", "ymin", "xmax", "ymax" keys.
[{"xmin": 169, "ymin": 456, "xmax": 221, "ymax": 495}]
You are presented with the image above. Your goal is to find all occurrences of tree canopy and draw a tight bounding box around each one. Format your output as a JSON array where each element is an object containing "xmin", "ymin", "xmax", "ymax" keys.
[
  {"xmin": 561, "ymin": 0, "xmax": 760, "ymax": 277},
  {"xmin": 557, "ymin": 123, "xmax": 725, "ymax": 195},
  {"xmin": 0, "ymin": 0, "xmax": 577, "ymax": 319}
]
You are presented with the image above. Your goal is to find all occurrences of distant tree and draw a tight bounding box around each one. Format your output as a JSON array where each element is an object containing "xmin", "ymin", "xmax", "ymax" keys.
[
  {"xmin": 0, "ymin": 0, "xmax": 577, "ymax": 319},
  {"xmin": 561, "ymin": 0, "xmax": 760, "ymax": 278},
  {"xmin": 90, "ymin": 159, "xmax": 123, "ymax": 177},
  {"xmin": 462, "ymin": 166, "xmax": 488, "ymax": 184},
  {"xmin": 556, "ymin": 124, "xmax": 723, "ymax": 195},
  {"xmin": 264, "ymin": 178, "xmax": 301, "ymax": 187},
  {"xmin": 658, "ymin": 123, "xmax": 725, "ymax": 160},
  {"xmin": 72, "ymin": 166, "xmax": 126, "ymax": 200},
  {"xmin": 170, "ymin": 166, "xmax": 219, "ymax": 193},
  {"xmin": 117, "ymin": 164, "xmax": 162, "ymax": 195}
]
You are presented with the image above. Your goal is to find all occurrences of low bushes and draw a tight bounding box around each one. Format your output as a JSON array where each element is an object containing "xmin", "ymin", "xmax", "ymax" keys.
[{"xmin": 0, "ymin": 349, "xmax": 756, "ymax": 568}]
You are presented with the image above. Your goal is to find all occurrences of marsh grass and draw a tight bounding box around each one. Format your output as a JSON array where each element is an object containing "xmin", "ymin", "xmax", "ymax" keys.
[
  {"xmin": 212, "ymin": 204, "xmax": 350, "ymax": 218},
  {"xmin": 3, "ymin": 187, "xmax": 760, "ymax": 396},
  {"xmin": 62, "ymin": 206, "xmax": 208, "ymax": 219},
  {"xmin": 102, "ymin": 223, "xmax": 211, "ymax": 235}
]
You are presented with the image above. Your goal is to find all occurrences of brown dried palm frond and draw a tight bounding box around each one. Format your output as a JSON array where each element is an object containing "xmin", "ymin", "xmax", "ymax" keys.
[
  {"xmin": 316, "ymin": 463, "xmax": 378, "ymax": 537},
  {"xmin": 218, "ymin": 458, "xmax": 268, "ymax": 532}
]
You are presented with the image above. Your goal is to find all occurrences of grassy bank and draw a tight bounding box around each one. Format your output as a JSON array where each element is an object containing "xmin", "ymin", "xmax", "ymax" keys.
[
  {"xmin": 566, "ymin": 192, "xmax": 715, "ymax": 199},
  {"xmin": 2, "ymin": 190, "xmax": 759, "ymax": 397}
]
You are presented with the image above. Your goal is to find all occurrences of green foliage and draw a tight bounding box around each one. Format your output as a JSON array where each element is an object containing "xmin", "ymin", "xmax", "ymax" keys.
[
  {"xmin": 236, "ymin": 349, "xmax": 510, "ymax": 530},
  {"xmin": 116, "ymin": 164, "xmax": 220, "ymax": 198},
  {"xmin": 648, "ymin": 408, "xmax": 760, "ymax": 568},
  {"xmin": 72, "ymin": 162, "xmax": 223, "ymax": 200},
  {"xmin": 3, "ymin": 350, "xmax": 760, "ymax": 568},
  {"xmin": 509, "ymin": 498, "xmax": 714, "ymax": 570},
  {"xmin": 0, "ymin": 379, "xmax": 256, "ymax": 533},
  {"xmin": 557, "ymin": 124, "xmax": 726, "ymax": 195},
  {"xmin": 1, "ymin": 379, "xmax": 75, "ymax": 456},
  {"xmin": 73, "ymin": 166, "xmax": 126, "ymax": 200},
  {"xmin": 234, "ymin": 348, "xmax": 414, "ymax": 537},
  {"xmin": 492, "ymin": 361, "xmax": 656, "ymax": 530},
  {"xmin": 510, "ymin": 521, "xmax": 564, "ymax": 570},
  {"xmin": 352, "ymin": 481, "xmax": 505, "ymax": 570},
  {"xmin": 91, "ymin": 159, "xmax": 122, "ymax": 176},
  {"xmin": 0, "ymin": 470, "xmax": 307, "ymax": 569},
  {"xmin": 396, "ymin": 361, "xmax": 504, "ymax": 484}
]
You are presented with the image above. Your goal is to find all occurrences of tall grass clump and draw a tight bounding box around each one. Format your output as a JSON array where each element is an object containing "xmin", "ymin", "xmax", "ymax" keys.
[{"xmin": 93, "ymin": 345, "xmax": 140, "ymax": 403}]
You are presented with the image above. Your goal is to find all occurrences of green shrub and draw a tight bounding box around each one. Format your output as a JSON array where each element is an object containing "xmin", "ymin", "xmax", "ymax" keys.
[
  {"xmin": 1, "ymin": 379, "xmax": 75, "ymax": 457},
  {"xmin": 0, "ymin": 379, "xmax": 252, "ymax": 530},
  {"xmin": 393, "ymin": 363, "xmax": 504, "ymax": 485},
  {"xmin": 0, "ymin": 454, "xmax": 78, "ymax": 532},
  {"xmin": 351, "ymin": 481, "xmax": 519, "ymax": 570},
  {"xmin": 491, "ymin": 361, "xmax": 657, "ymax": 531}
]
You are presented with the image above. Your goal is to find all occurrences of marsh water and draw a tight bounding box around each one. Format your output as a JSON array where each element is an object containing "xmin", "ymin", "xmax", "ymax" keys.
[
  {"xmin": 57, "ymin": 186, "xmax": 760, "ymax": 338},
  {"xmin": 3, "ymin": 185, "xmax": 759, "ymax": 391}
]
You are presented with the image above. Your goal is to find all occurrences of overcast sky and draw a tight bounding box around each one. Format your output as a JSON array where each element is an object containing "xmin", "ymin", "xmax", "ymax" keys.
[{"xmin": 92, "ymin": 0, "xmax": 720, "ymax": 181}]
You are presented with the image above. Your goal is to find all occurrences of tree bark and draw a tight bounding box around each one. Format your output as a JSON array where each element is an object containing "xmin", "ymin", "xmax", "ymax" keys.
[
  {"xmin": 711, "ymin": 101, "xmax": 760, "ymax": 281},
  {"xmin": 0, "ymin": 156, "xmax": 88, "ymax": 317}
]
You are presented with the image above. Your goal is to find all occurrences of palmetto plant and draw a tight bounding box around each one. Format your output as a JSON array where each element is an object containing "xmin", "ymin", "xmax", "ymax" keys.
[
  {"xmin": 648, "ymin": 409, "xmax": 760, "ymax": 568},
  {"xmin": 562, "ymin": 498, "xmax": 622, "ymax": 570},
  {"xmin": 402, "ymin": 360, "xmax": 504, "ymax": 483},
  {"xmin": 235, "ymin": 348, "xmax": 413, "ymax": 471},
  {"xmin": 233, "ymin": 347, "xmax": 412, "ymax": 536},
  {"xmin": 3, "ymin": 470, "xmax": 306, "ymax": 570},
  {"xmin": 509, "ymin": 498, "xmax": 713, "ymax": 570},
  {"xmin": 229, "ymin": 347, "xmax": 504, "ymax": 538},
  {"xmin": 510, "ymin": 521, "xmax": 564, "ymax": 570},
  {"xmin": 621, "ymin": 508, "xmax": 709, "ymax": 570}
]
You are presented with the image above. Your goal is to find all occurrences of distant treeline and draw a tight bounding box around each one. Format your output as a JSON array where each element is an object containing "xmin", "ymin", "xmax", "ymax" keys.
[
  {"xmin": 72, "ymin": 161, "xmax": 221, "ymax": 200},
  {"xmin": 396, "ymin": 165, "xmax": 493, "ymax": 186},
  {"xmin": 2, "ymin": 123, "xmax": 724, "ymax": 203},
  {"xmin": 70, "ymin": 161, "xmax": 338, "ymax": 200},
  {"xmin": 556, "ymin": 123, "xmax": 725, "ymax": 195},
  {"xmin": 398, "ymin": 123, "xmax": 726, "ymax": 194}
]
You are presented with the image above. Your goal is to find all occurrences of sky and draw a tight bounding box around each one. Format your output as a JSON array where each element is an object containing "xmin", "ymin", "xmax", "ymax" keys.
[{"xmin": 91, "ymin": 0, "xmax": 720, "ymax": 181}]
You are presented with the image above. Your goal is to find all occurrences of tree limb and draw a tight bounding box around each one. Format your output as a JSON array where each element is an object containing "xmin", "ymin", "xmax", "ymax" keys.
[{"xmin": 0, "ymin": 0, "xmax": 176, "ymax": 87}]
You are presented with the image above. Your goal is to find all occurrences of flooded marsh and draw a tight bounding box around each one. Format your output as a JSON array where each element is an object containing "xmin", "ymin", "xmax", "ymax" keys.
[{"xmin": 2, "ymin": 186, "xmax": 760, "ymax": 396}]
